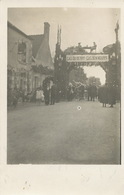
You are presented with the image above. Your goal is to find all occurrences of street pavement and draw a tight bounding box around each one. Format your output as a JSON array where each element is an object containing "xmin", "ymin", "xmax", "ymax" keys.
[{"xmin": 7, "ymin": 100, "xmax": 120, "ymax": 164}]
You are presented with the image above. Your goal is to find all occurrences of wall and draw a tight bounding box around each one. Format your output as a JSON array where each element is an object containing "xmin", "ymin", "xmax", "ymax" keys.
[{"xmin": 8, "ymin": 25, "xmax": 32, "ymax": 91}]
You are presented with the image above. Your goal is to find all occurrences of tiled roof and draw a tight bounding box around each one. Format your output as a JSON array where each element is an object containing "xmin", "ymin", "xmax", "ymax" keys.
[{"xmin": 29, "ymin": 34, "xmax": 44, "ymax": 58}]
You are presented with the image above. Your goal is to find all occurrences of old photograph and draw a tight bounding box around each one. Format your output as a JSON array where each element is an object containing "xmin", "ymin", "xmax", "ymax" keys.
[{"xmin": 7, "ymin": 8, "xmax": 121, "ymax": 164}]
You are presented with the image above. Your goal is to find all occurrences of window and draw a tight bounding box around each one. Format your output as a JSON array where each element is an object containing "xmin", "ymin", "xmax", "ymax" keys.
[{"xmin": 18, "ymin": 41, "xmax": 26, "ymax": 63}]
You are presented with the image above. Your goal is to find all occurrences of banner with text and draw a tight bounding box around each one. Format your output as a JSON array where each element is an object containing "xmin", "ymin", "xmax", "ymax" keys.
[{"xmin": 66, "ymin": 54, "xmax": 109, "ymax": 62}]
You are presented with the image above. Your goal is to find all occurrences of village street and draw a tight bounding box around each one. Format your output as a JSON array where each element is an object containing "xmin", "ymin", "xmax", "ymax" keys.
[{"xmin": 7, "ymin": 100, "xmax": 120, "ymax": 165}]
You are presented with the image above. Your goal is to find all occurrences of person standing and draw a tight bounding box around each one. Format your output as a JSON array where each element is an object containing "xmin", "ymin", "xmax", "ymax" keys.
[
  {"xmin": 50, "ymin": 83, "xmax": 56, "ymax": 105},
  {"xmin": 98, "ymin": 83, "xmax": 108, "ymax": 107},
  {"xmin": 108, "ymin": 84, "xmax": 116, "ymax": 107},
  {"xmin": 36, "ymin": 88, "xmax": 41, "ymax": 105},
  {"xmin": 67, "ymin": 83, "xmax": 74, "ymax": 101},
  {"xmin": 43, "ymin": 84, "xmax": 50, "ymax": 105},
  {"xmin": 90, "ymin": 84, "xmax": 97, "ymax": 101},
  {"xmin": 40, "ymin": 88, "xmax": 44, "ymax": 102}
]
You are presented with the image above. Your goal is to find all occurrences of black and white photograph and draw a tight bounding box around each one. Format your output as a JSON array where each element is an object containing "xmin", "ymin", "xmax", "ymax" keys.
[
  {"xmin": 1, "ymin": 0, "xmax": 124, "ymax": 194},
  {"xmin": 7, "ymin": 7, "xmax": 121, "ymax": 165}
]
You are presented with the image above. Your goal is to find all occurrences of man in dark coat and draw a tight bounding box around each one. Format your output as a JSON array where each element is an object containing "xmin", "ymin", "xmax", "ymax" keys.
[
  {"xmin": 90, "ymin": 84, "xmax": 97, "ymax": 101},
  {"xmin": 43, "ymin": 83, "xmax": 50, "ymax": 105},
  {"xmin": 50, "ymin": 83, "xmax": 56, "ymax": 105},
  {"xmin": 98, "ymin": 83, "xmax": 108, "ymax": 107},
  {"xmin": 108, "ymin": 84, "xmax": 116, "ymax": 107},
  {"xmin": 67, "ymin": 83, "xmax": 74, "ymax": 101}
]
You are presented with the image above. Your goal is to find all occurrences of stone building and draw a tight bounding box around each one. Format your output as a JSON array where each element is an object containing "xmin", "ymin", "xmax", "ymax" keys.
[
  {"xmin": 29, "ymin": 22, "xmax": 54, "ymax": 90},
  {"xmin": 8, "ymin": 21, "xmax": 53, "ymax": 93},
  {"xmin": 7, "ymin": 22, "xmax": 32, "ymax": 92}
]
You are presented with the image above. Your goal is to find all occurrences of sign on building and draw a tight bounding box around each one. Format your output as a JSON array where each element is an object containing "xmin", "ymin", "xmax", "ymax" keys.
[{"xmin": 66, "ymin": 54, "xmax": 109, "ymax": 62}]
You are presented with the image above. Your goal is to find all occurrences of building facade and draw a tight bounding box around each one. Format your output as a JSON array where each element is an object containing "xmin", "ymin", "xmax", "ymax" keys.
[
  {"xmin": 8, "ymin": 22, "xmax": 32, "ymax": 92},
  {"xmin": 29, "ymin": 22, "xmax": 54, "ymax": 90},
  {"xmin": 8, "ymin": 21, "xmax": 53, "ymax": 94},
  {"xmin": 29, "ymin": 22, "xmax": 53, "ymax": 68}
]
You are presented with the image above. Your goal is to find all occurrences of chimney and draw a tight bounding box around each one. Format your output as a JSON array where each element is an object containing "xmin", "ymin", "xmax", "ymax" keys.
[{"xmin": 44, "ymin": 22, "xmax": 50, "ymax": 42}]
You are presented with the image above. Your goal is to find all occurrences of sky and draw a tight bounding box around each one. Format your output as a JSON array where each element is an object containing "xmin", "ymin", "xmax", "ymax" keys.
[{"xmin": 8, "ymin": 8, "xmax": 120, "ymax": 84}]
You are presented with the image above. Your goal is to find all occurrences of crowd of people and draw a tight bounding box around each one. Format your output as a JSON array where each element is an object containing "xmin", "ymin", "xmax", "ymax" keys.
[
  {"xmin": 66, "ymin": 82, "xmax": 98, "ymax": 102},
  {"xmin": 66, "ymin": 81, "xmax": 117, "ymax": 108},
  {"xmin": 7, "ymin": 81, "xmax": 57, "ymax": 108},
  {"xmin": 7, "ymin": 81, "xmax": 118, "ymax": 109},
  {"xmin": 42, "ymin": 81, "xmax": 56, "ymax": 105}
]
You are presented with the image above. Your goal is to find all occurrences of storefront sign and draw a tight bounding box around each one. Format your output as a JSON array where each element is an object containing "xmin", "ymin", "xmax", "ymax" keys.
[{"xmin": 66, "ymin": 54, "xmax": 109, "ymax": 62}]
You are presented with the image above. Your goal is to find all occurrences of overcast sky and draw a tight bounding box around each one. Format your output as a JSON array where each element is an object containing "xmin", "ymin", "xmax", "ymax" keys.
[{"xmin": 8, "ymin": 8, "xmax": 120, "ymax": 84}]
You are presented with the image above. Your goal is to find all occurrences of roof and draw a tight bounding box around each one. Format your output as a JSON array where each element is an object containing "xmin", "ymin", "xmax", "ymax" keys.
[
  {"xmin": 8, "ymin": 21, "xmax": 32, "ymax": 40},
  {"xmin": 29, "ymin": 34, "xmax": 44, "ymax": 58}
]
